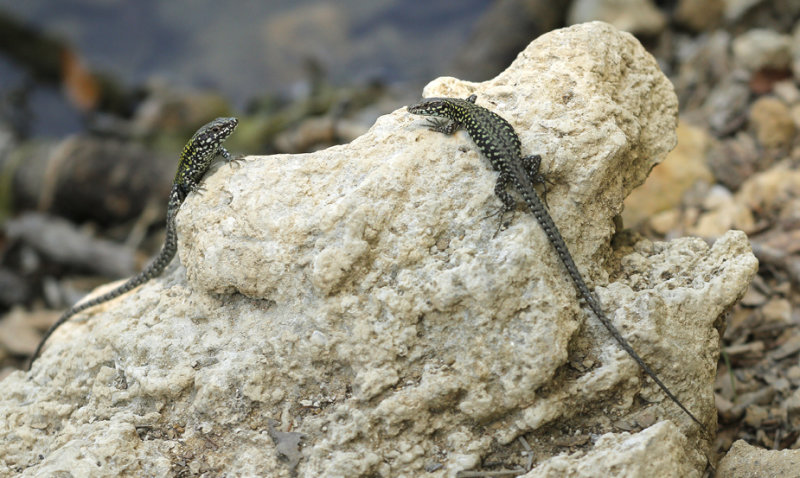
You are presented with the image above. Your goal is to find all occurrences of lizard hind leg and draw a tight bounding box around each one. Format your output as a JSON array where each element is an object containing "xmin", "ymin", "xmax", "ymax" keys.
[
  {"xmin": 490, "ymin": 208, "xmax": 515, "ymax": 238},
  {"xmin": 479, "ymin": 204, "xmax": 512, "ymax": 236},
  {"xmin": 487, "ymin": 173, "xmax": 517, "ymax": 237},
  {"xmin": 522, "ymin": 154, "xmax": 553, "ymax": 208},
  {"xmin": 465, "ymin": 174, "xmax": 515, "ymax": 236}
]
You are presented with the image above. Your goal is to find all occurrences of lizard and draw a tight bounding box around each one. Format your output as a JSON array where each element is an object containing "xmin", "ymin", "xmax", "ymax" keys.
[
  {"xmin": 28, "ymin": 116, "xmax": 239, "ymax": 370},
  {"xmin": 407, "ymin": 94, "xmax": 708, "ymax": 434}
]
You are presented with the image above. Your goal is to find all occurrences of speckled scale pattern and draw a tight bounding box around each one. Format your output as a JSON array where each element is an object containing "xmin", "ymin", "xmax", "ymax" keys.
[
  {"xmin": 29, "ymin": 117, "xmax": 238, "ymax": 369},
  {"xmin": 407, "ymin": 96, "xmax": 708, "ymax": 433},
  {"xmin": 175, "ymin": 117, "xmax": 239, "ymax": 197},
  {"xmin": 409, "ymin": 94, "xmax": 521, "ymax": 168}
]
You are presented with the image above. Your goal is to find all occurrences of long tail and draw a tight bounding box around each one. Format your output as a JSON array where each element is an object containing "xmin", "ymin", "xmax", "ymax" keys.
[
  {"xmin": 28, "ymin": 188, "xmax": 182, "ymax": 370},
  {"xmin": 509, "ymin": 162, "xmax": 709, "ymax": 434}
]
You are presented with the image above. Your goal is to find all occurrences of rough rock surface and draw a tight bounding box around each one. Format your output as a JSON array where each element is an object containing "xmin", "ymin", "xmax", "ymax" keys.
[
  {"xmin": 526, "ymin": 421, "xmax": 696, "ymax": 478},
  {"xmin": 0, "ymin": 22, "xmax": 757, "ymax": 477},
  {"xmin": 717, "ymin": 440, "xmax": 800, "ymax": 478}
]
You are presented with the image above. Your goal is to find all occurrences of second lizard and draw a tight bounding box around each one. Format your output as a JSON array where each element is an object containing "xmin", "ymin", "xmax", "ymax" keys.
[
  {"xmin": 407, "ymin": 94, "xmax": 707, "ymax": 434},
  {"xmin": 29, "ymin": 117, "xmax": 239, "ymax": 369}
]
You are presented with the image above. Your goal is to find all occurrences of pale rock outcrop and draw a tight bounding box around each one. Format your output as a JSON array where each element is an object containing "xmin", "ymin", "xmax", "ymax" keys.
[
  {"xmin": 0, "ymin": 22, "xmax": 757, "ymax": 477},
  {"xmin": 717, "ymin": 440, "xmax": 800, "ymax": 478}
]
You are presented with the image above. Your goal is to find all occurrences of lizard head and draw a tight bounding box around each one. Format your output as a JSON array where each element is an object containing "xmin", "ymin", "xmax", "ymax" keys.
[
  {"xmin": 407, "ymin": 94, "xmax": 478, "ymax": 118},
  {"xmin": 190, "ymin": 117, "xmax": 239, "ymax": 150},
  {"xmin": 407, "ymin": 98, "xmax": 453, "ymax": 117}
]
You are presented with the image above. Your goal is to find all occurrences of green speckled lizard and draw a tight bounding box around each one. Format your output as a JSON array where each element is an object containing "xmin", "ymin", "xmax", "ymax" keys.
[
  {"xmin": 29, "ymin": 117, "xmax": 239, "ymax": 370},
  {"xmin": 408, "ymin": 95, "xmax": 708, "ymax": 434}
]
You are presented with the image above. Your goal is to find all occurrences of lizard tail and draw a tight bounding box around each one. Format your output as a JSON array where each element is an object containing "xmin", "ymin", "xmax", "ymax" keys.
[
  {"xmin": 27, "ymin": 188, "xmax": 181, "ymax": 370},
  {"xmin": 512, "ymin": 166, "xmax": 708, "ymax": 434}
]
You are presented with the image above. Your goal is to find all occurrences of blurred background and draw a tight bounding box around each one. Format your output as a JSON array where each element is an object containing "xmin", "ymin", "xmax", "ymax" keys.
[{"xmin": 1, "ymin": 0, "xmax": 799, "ymax": 462}]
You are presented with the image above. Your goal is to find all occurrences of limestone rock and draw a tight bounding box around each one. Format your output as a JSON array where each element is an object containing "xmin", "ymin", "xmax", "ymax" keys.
[
  {"xmin": 717, "ymin": 440, "xmax": 800, "ymax": 478},
  {"xmin": 526, "ymin": 421, "xmax": 697, "ymax": 478},
  {"xmin": 0, "ymin": 23, "xmax": 757, "ymax": 477}
]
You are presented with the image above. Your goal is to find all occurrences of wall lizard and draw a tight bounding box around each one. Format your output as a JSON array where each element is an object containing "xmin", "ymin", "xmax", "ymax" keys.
[
  {"xmin": 407, "ymin": 95, "xmax": 708, "ymax": 434},
  {"xmin": 28, "ymin": 117, "xmax": 239, "ymax": 370}
]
